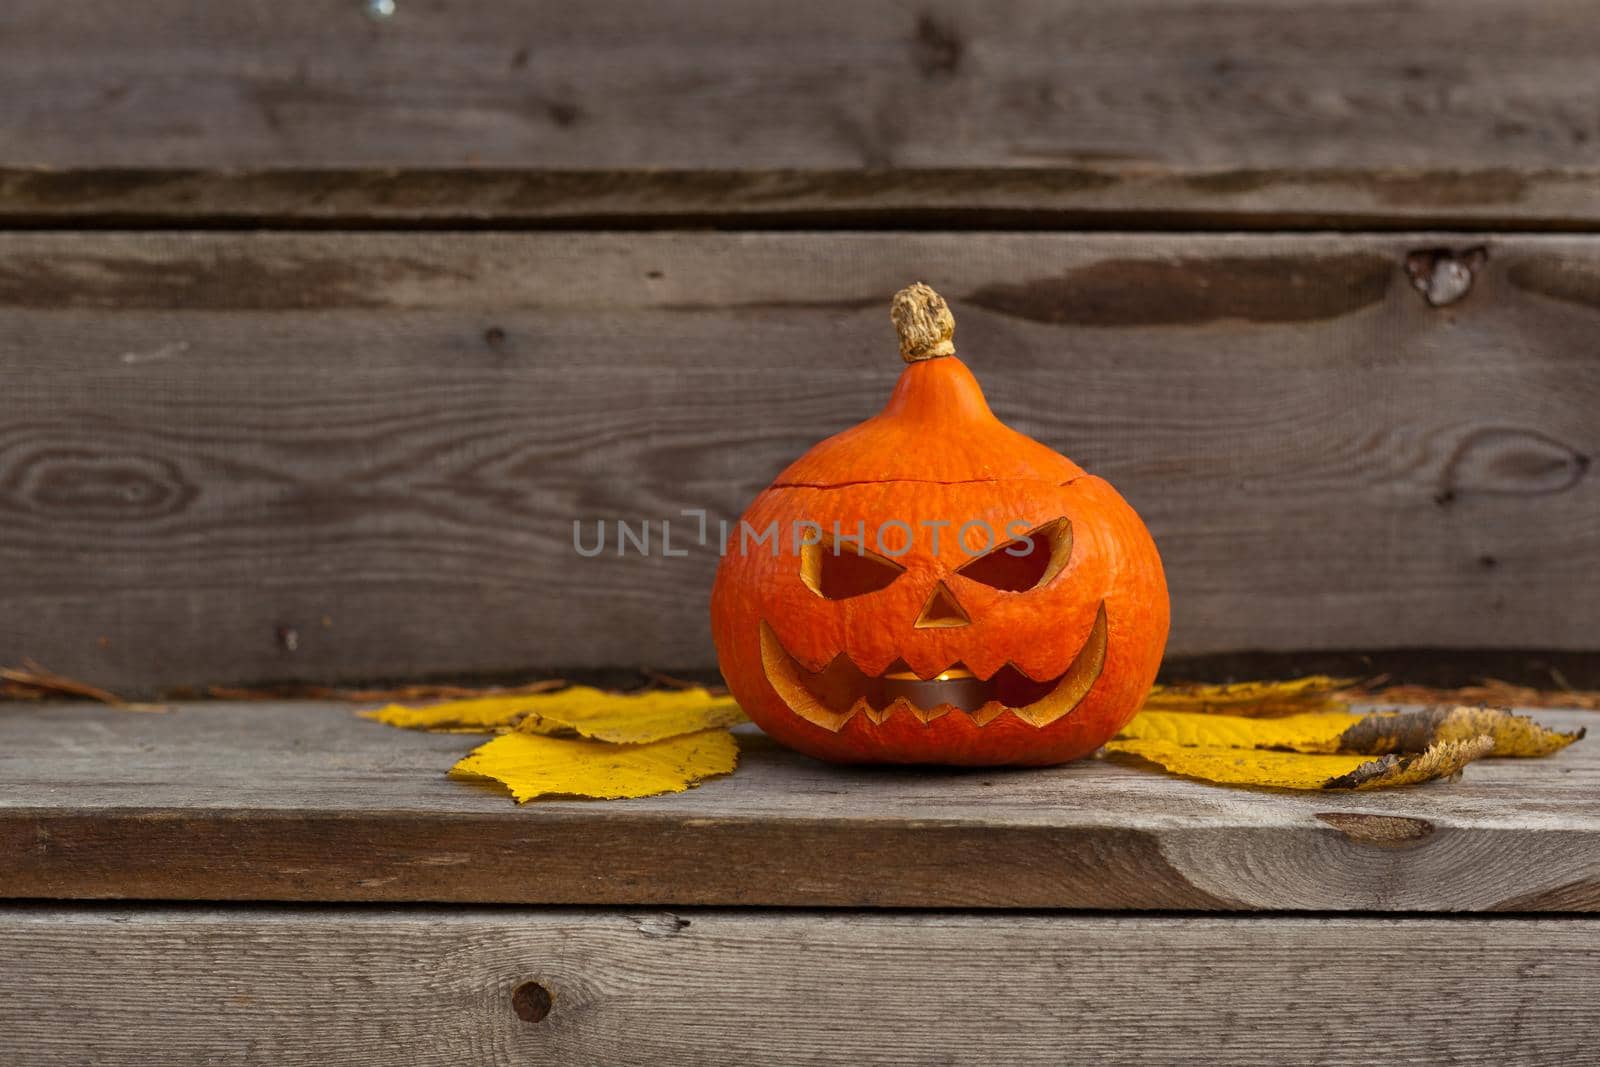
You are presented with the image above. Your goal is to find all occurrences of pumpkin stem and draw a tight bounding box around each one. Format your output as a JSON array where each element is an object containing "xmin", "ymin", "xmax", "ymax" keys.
[{"xmin": 890, "ymin": 283, "xmax": 956, "ymax": 363}]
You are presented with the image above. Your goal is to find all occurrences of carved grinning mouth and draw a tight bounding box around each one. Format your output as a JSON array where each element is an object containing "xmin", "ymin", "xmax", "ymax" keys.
[{"xmin": 759, "ymin": 603, "xmax": 1107, "ymax": 732}]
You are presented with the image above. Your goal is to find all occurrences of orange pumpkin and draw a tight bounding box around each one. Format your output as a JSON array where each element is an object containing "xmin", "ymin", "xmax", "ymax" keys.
[{"xmin": 711, "ymin": 284, "xmax": 1168, "ymax": 765}]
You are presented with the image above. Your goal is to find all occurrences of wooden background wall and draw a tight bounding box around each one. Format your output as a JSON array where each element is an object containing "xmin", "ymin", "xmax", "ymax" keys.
[{"xmin": 2, "ymin": 1, "xmax": 1597, "ymax": 692}]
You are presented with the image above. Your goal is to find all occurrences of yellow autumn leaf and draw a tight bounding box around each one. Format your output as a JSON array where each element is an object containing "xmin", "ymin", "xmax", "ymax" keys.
[
  {"xmin": 1120, "ymin": 709, "xmax": 1364, "ymax": 752},
  {"xmin": 1141, "ymin": 676, "xmax": 1352, "ymax": 717},
  {"xmin": 1120, "ymin": 705, "xmax": 1583, "ymax": 758},
  {"xmin": 449, "ymin": 728, "xmax": 740, "ymax": 802},
  {"xmin": 509, "ymin": 686, "xmax": 747, "ymax": 744},
  {"xmin": 1106, "ymin": 736, "xmax": 1494, "ymax": 790},
  {"xmin": 364, "ymin": 685, "xmax": 747, "ymax": 742},
  {"xmin": 363, "ymin": 694, "xmax": 543, "ymax": 733}
]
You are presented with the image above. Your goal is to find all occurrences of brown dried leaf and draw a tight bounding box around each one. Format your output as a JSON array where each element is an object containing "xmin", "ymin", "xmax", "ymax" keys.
[
  {"xmin": 1141, "ymin": 676, "xmax": 1353, "ymax": 717},
  {"xmin": 208, "ymin": 679, "xmax": 565, "ymax": 702},
  {"xmin": 1353, "ymin": 679, "xmax": 1600, "ymax": 711},
  {"xmin": 0, "ymin": 661, "xmax": 168, "ymax": 712},
  {"xmin": 1338, "ymin": 705, "xmax": 1585, "ymax": 758}
]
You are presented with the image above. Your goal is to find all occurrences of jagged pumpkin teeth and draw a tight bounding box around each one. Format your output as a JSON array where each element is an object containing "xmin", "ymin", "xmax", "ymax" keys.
[
  {"xmin": 968, "ymin": 704, "xmax": 1008, "ymax": 728},
  {"xmin": 712, "ymin": 284, "xmax": 1170, "ymax": 766},
  {"xmin": 760, "ymin": 609, "xmax": 1108, "ymax": 731}
]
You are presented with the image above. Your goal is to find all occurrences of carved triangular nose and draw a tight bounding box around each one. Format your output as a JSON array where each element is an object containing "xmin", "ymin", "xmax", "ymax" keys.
[{"xmin": 914, "ymin": 581, "xmax": 971, "ymax": 629}]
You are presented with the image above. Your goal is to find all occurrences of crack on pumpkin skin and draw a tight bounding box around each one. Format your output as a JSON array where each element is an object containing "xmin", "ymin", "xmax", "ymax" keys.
[
  {"xmin": 772, "ymin": 474, "xmax": 1095, "ymax": 490},
  {"xmin": 759, "ymin": 603, "xmax": 1106, "ymax": 732}
]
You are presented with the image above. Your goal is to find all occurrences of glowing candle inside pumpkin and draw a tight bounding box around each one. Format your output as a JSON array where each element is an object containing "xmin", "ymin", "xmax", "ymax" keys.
[{"xmin": 881, "ymin": 668, "xmax": 987, "ymax": 712}]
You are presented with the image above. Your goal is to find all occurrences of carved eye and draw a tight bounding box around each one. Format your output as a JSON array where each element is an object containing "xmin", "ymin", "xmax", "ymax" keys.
[
  {"xmin": 956, "ymin": 518, "xmax": 1073, "ymax": 592},
  {"xmin": 800, "ymin": 537, "xmax": 905, "ymax": 599}
]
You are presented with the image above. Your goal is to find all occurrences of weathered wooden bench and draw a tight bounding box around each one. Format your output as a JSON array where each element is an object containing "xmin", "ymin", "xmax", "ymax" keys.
[
  {"xmin": 4, "ymin": 2, "xmax": 1600, "ymax": 1062},
  {"xmin": 3, "ymin": 701, "xmax": 1596, "ymax": 1063}
]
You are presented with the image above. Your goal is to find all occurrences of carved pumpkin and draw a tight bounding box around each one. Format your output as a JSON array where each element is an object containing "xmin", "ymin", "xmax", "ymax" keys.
[{"xmin": 711, "ymin": 284, "xmax": 1168, "ymax": 765}]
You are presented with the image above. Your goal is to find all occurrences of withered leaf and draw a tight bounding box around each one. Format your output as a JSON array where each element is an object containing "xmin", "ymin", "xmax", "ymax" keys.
[
  {"xmin": 1106, "ymin": 736, "xmax": 1494, "ymax": 791},
  {"xmin": 1338, "ymin": 705, "xmax": 1584, "ymax": 758},
  {"xmin": 1120, "ymin": 705, "xmax": 1582, "ymax": 758},
  {"xmin": 1109, "ymin": 701, "xmax": 1580, "ymax": 790},
  {"xmin": 1140, "ymin": 676, "xmax": 1352, "ymax": 717}
]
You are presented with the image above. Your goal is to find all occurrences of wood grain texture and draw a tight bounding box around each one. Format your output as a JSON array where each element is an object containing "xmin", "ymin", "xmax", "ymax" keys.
[
  {"xmin": 4, "ymin": 907, "xmax": 1599, "ymax": 1066},
  {"xmin": 7, "ymin": 1, "xmax": 1600, "ymax": 172},
  {"xmin": 2, "ymin": 231, "xmax": 1597, "ymax": 690},
  {"xmin": 8, "ymin": 167, "xmax": 1600, "ymax": 230},
  {"xmin": 1, "ymin": 701, "xmax": 1596, "ymax": 910}
]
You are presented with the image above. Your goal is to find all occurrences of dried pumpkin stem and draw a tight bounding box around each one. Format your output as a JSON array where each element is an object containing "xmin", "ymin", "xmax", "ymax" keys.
[{"xmin": 891, "ymin": 282, "xmax": 956, "ymax": 362}]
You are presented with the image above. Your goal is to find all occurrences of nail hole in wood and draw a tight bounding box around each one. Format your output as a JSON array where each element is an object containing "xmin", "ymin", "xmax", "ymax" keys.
[
  {"xmin": 275, "ymin": 625, "xmax": 300, "ymax": 653},
  {"xmin": 512, "ymin": 981, "xmax": 553, "ymax": 1024},
  {"xmin": 1405, "ymin": 246, "xmax": 1487, "ymax": 307}
]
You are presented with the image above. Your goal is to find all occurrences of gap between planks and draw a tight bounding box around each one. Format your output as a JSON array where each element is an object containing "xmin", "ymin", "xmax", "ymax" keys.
[{"xmin": 7, "ymin": 168, "xmax": 1600, "ymax": 232}]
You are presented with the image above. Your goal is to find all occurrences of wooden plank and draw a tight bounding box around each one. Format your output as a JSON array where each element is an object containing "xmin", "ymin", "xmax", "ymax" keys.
[
  {"xmin": 1, "ymin": 701, "xmax": 1596, "ymax": 910},
  {"xmin": 4, "ymin": 907, "xmax": 1598, "ymax": 1065},
  {"xmin": 8, "ymin": 1, "xmax": 1600, "ymax": 174},
  {"xmin": 8, "ymin": 167, "xmax": 1600, "ymax": 230},
  {"xmin": 2, "ymin": 231, "xmax": 1598, "ymax": 690}
]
